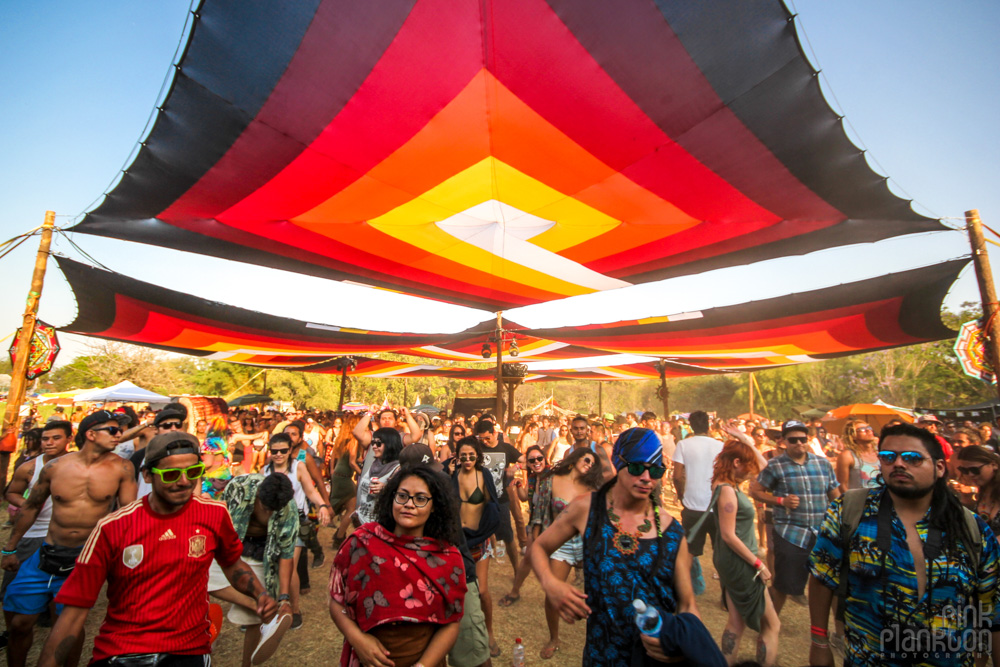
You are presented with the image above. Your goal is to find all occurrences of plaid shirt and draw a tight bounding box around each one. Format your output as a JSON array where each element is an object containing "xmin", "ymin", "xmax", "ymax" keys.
[
  {"xmin": 810, "ymin": 489, "xmax": 999, "ymax": 667},
  {"xmin": 757, "ymin": 452, "xmax": 838, "ymax": 549}
]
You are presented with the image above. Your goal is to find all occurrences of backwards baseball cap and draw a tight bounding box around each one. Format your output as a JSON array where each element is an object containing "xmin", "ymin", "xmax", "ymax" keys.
[
  {"xmin": 916, "ymin": 414, "xmax": 941, "ymax": 424},
  {"xmin": 154, "ymin": 408, "xmax": 186, "ymax": 427},
  {"xmin": 398, "ymin": 443, "xmax": 442, "ymax": 472},
  {"xmin": 781, "ymin": 420, "xmax": 809, "ymax": 437},
  {"xmin": 612, "ymin": 427, "xmax": 663, "ymax": 471},
  {"xmin": 78, "ymin": 410, "xmax": 118, "ymax": 437},
  {"xmin": 144, "ymin": 432, "xmax": 201, "ymax": 469}
]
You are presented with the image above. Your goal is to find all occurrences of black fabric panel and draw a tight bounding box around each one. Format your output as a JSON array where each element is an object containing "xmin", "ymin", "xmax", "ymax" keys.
[
  {"xmin": 181, "ymin": 0, "xmax": 321, "ymax": 114},
  {"xmin": 530, "ymin": 260, "xmax": 967, "ymax": 340},
  {"xmin": 56, "ymin": 257, "xmax": 120, "ymax": 335},
  {"xmin": 79, "ymin": 0, "xmax": 320, "ymax": 223},
  {"xmin": 654, "ymin": 0, "xmax": 936, "ymax": 225},
  {"xmin": 55, "ymin": 256, "xmax": 453, "ymax": 346}
]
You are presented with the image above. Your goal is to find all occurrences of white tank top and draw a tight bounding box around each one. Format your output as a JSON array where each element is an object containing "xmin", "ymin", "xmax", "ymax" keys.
[
  {"xmin": 24, "ymin": 457, "xmax": 53, "ymax": 539},
  {"xmin": 269, "ymin": 459, "xmax": 306, "ymax": 513}
]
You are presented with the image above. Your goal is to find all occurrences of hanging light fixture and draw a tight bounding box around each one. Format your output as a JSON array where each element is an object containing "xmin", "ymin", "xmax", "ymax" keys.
[{"xmin": 481, "ymin": 343, "xmax": 492, "ymax": 359}]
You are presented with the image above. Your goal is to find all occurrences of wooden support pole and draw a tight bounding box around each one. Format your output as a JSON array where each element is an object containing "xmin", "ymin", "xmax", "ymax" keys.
[
  {"xmin": 967, "ymin": 209, "xmax": 1000, "ymax": 402},
  {"xmin": 338, "ymin": 366, "xmax": 348, "ymax": 411},
  {"xmin": 749, "ymin": 372, "xmax": 755, "ymax": 419},
  {"xmin": 1, "ymin": 211, "xmax": 56, "ymax": 490},
  {"xmin": 506, "ymin": 381, "xmax": 517, "ymax": 428},
  {"xmin": 495, "ymin": 312, "xmax": 504, "ymax": 426}
]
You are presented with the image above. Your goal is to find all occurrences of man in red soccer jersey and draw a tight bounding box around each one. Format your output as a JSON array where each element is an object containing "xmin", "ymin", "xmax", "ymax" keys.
[{"xmin": 37, "ymin": 433, "xmax": 277, "ymax": 667}]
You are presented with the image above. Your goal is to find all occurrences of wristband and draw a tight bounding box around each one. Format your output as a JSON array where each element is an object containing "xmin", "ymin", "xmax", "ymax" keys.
[
  {"xmin": 810, "ymin": 625, "xmax": 828, "ymax": 637},
  {"xmin": 753, "ymin": 558, "xmax": 763, "ymax": 570},
  {"xmin": 319, "ymin": 504, "xmax": 330, "ymax": 509},
  {"xmin": 776, "ymin": 496, "xmax": 783, "ymax": 506},
  {"xmin": 1, "ymin": 549, "xmax": 16, "ymax": 556},
  {"xmin": 277, "ymin": 593, "xmax": 291, "ymax": 603},
  {"xmin": 254, "ymin": 590, "xmax": 267, "ymax": 602}
]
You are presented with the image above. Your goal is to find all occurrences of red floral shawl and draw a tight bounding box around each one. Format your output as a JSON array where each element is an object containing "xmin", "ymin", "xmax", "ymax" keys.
[{"xmin": 329, "ymin": 522, "xmax": 467, "ymax": 667}]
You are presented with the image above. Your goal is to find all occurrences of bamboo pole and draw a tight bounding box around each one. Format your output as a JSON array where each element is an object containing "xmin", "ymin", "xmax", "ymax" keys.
[
  {"xmin": 749, "ymin": 372, "xmax": 755, "ymax": 418},
  {"xmin": 495, "ymin": 312, "xmax": 504, "ymax": 426},
  {"xmin": 1, "ymin": 211, "xmax": 56, "ymax": 491},
  {"xmin": 966, "ymin": 209, "xmax": 1000, "ymax": 401}
]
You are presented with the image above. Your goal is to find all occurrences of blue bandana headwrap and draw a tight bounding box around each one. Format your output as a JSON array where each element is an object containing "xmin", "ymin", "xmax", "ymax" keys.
[{"xmin": 612, "ymin": 427, "xmax": 663, "ymax": 471}]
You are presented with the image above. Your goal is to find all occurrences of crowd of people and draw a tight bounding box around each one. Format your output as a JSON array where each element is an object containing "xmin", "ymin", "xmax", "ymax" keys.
[{"xmin": 2, "ymin": 400, "xmax": 1000, "ymax": 666}]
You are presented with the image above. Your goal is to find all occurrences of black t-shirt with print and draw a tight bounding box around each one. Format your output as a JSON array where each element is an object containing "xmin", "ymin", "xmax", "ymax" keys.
[{"xmin": 478, "ymin": 441, "xmax": 521, "ymax": 504}]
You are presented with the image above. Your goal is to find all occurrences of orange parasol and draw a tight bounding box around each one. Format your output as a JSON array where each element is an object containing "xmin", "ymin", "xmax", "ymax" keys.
[{"xmin": 822, "ymin": 403, "xmax": 913, "ymax": 436}]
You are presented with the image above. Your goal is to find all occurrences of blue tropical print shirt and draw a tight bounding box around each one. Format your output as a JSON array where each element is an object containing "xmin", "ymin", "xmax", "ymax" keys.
[
  {"xmin": 582, "ymin": 492, "xmax": 684, "ymax": 667},
  {"xmin": 810, "ymin": 489, "xmax": 1000, "ymax": 667}
]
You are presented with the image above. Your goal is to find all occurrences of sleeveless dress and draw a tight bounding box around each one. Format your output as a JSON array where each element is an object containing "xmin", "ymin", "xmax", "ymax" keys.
[
  {"xmin": 328, "ymin": 451, "xmax": 356, "ymax": 514},
  {"xmin": 709, "ymin": 484, "xmax": 766, "ymax": 632},
  {"xmin": 582, "ymin": 490, "xmax": 684, "ymax": 666}
]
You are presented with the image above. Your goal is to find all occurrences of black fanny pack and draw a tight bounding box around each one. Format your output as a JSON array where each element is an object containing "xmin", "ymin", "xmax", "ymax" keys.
[{"xmin": 38, "ymin": 543, "xmax": 83, "ymax": 577}]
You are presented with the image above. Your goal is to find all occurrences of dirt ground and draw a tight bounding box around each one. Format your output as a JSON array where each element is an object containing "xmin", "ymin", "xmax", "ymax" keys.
[{"xmin": 16, "ymin": 496, "xmax": 814, "ymax": 667}]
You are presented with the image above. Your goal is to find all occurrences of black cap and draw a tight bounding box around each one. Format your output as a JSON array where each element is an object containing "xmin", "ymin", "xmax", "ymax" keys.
[
  {"xmin": 144, "ymin": 432, "xmax": 201, "ymax": 469},
  {"xmin": 154, "ymin": 409, "xmax": 186, "ymax": 427},
  {"xmin": 781, "ymin": 420, "xmax": 809, "ymax": 437},
  {"xmin": 78, "ymin": 410, "xmax": 118, "ymax": 436}
]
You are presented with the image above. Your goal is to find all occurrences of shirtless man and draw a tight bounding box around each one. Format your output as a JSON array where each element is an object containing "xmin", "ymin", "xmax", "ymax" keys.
[{"xmin": 1, "ymin": 410, "xmax": 137, "ymax": 667}]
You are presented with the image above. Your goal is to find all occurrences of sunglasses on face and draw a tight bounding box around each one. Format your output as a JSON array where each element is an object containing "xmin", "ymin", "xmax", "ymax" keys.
[
  {"xmin": 855, "ymin": 426, "xmax": 873, "ymax": 433},
  {"xmin": 150, "ymin": 463, "xmax": 205, "ymax": 484},
  {"xmin": 877, "ymin": 450, "xmax": 927, "ymax": 465},
  {"xmin": 958, "ymin": 465, "xmax": 985, "ymax": 476},
  {"xmin": 527, "ymin": 456, "xmax": 545, "ymax": 464},
  {"xmin": 92, "ymin": 426, "xmax": 123, "ymax": 436},
  {"xmin": 270, "ymin": 447, "xmax": 289, "ymax": 455},
  {"xmin": 394, "ymin": 491, "xmax": 432, "ymax": 508},
  {"xmin": 372, "ymin": 440, "xmax": 385, "ymax": 447},
  {"xmin": 158, "ymin": 422, "xmax": 183, "ymax": 430},
  {"xmin": 458, "ymin": 454, "xmax": 477, "ymax": 462},
  {"xmin": 625, "ymin": 462, "xmax": 666, "ymax": 479},
  {"xmin": 785, "ymin": 436, "xmax": 808, "ymax": 445}
]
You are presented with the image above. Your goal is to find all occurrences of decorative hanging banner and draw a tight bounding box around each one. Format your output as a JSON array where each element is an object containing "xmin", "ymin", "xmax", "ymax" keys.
[
  {"xmin": 8, "ymin": 321, "xmax": 61, "ymax": 380},
  {"xmin": 954, "ymin": 319, "xmax": 996, "ymax": 384}
]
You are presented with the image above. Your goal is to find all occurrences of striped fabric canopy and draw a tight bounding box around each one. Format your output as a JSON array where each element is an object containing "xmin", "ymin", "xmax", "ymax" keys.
[
  {"xmin": 70, "ymin": 0, "xmax": 943, "ymax": 310},
  {"xmin": 56, "ymin": 257, "xmax": 964, "ymax": 373}
]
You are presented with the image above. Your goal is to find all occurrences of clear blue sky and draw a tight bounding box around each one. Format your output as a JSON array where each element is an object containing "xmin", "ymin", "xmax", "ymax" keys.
[{"xmin": 1, "ymin": 0, "xmax": 997, "ymax": 367}]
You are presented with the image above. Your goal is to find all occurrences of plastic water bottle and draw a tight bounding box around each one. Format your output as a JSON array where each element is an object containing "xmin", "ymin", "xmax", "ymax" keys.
[
  {"xmin": 512, "ymin": 637, "xmax": 525, "ymax": 666},
  {"xmin": 633, "ymin": 599, "xmax": 662, "ymax": 635},
  {"xmin": 494, "ymin": 541, "xmax": 507, "ymax": 562}
]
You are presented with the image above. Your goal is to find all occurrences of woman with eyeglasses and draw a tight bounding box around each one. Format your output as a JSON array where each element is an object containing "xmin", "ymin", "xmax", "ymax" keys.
[
  {"xmin": 450, "ymin": 436, "xmax": 502, "ymax": 658},
  {"xmin": 498, "ymin": 445, "xmax": 549, "ymax": 608},
  {"xmin": 836, "ymin": 421, "xmax": 880, "ymax": 490},
  {"xmin": 703, "ymin": 440, "xmax": 779, "ymax": 666},
  {"xmin": 355, "ymin": 428, "xmax": 404, "ymax": 527},
  {"xmin": 528, "ymin": 447, "xmax": 604, "ymax": 659},
  {"xmin": 328, "ymin": 413, "xmax": 361, "ymax": 552},
  {"xmin": 331, "ymin": 464, "xmax": 466, "ymax": 667}
]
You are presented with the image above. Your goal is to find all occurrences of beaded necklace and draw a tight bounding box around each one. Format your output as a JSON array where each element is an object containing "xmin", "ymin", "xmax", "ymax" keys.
[{"xmin": 607, "ymin": 496, "xmax": 661, "ymax": 556}]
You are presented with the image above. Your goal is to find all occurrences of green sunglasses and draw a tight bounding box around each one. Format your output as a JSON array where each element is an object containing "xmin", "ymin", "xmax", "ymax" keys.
[
  {"xmin": 626, "ymin": 462, "xmax": 666, "ymax": 479},
  {"xmin": 150, "ymin": 463, "xmax": 206, "ymax": 484}
]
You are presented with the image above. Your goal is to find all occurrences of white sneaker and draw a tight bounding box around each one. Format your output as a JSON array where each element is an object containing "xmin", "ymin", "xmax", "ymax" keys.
[{"xmin": 252, "ymin": 612, "xmax": 292, "ymax": 665}]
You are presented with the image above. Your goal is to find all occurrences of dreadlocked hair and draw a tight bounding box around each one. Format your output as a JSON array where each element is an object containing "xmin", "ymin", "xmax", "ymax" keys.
[{"xmin": 880, "ymin": 423, "xmax": 975, "ymax": 559}]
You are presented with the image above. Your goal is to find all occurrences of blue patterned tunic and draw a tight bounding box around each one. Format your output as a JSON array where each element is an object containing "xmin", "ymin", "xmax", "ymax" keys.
[{"xmin": 582, "ymin": 490, "xmax": 684, "ymax": 666}]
